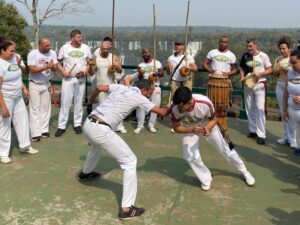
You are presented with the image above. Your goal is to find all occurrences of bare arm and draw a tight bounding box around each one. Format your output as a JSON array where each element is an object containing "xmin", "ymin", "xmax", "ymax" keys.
[
  {"xmin": 151, "ymin": 105, "xmax": 172, "ymax": 117},
  {"xmin": 88, "ymin": 85, "xmax": 110, "ymax": 104},
  {"xmin": 202, "ymin": 58, "xmax": 214, "ymax": 73},
  {"xmin": 255, "ymin": 66, "xmax": 273, "ymax": 78},
  {"xmin": 166, "ymin": 60, "xmax": 173, "ymax": 75},
  {"xmin": 0, "ymin": 77, "xmax": 9, "ymax": 118},
  {"xmin": 28, "ymin": 60, "xmax": 57, "ymax": 73},
  {"xmin": 113, "ymin": 55, "xmax": 123, "ymax": 74},
  {"xmin": 123, "ymin": 76, "xmax": 134, "ymax": 86},
  {"xmin": 188, "ymin": 62, "xmax": 198, "ymax": 73},
  {"xmin": 240, "ymin": 67, "xmax": 246, "ymax": 80},
  {"xmin": 56, "ymin": 61, "xmax": 71, "ymax": 77}
]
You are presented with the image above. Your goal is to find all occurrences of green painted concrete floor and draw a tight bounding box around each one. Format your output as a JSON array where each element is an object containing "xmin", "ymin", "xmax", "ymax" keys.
[{"xmin": 1, "ymin": 110, "xmax": 299, "ymax": 225}]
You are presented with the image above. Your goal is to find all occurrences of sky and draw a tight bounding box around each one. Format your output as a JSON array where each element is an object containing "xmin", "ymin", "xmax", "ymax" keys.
[{"xmin": 9, "ymin": 0, "xmax": 300, "ymax": 28}]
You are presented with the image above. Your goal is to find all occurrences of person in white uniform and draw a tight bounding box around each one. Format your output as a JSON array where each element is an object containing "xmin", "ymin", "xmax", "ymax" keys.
[
  {"xmin": 124, "ymin": 48, "xmax": 163, "ymax": 133},
  {"xmin": 79, "ymin": 79, "xmax": 171, "ymax": 220},
  {"xmin": 55, "ymin": 30, "xmax": 92, "ymax": 137},
  {"xmin": 0, "ymin": 40, "xmax": 38, "ymax": 164},
  {"xmin": 273, "ymin": 36, "xmax": 296, "ymax": 148},
  {"xmin": 283, "ymin": 49, "xmax": 300, "ymax": 155},
  {"xmin": 27, "ymin": 38, "xmax": 58, "ymax": 141},
  {"xmin": 239, "ymin": 38, "xmax": 272, "ymax": 145},
  {"xmin": 89, "ymin": 41, "xmax": 127, "ymax": 133},
  {"xmin": 170, "ymin": 86, "xmax": 255, "ymax": 191},
  {"xmin": 166, "ymin": 41, "xmax": 197, "ymax": 97},
  {"xmin": 203, "ymin": 35, "xmax": 238, "ymax": 130}
]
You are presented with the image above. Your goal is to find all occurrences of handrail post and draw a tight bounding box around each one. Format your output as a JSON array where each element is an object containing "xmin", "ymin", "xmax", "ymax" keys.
[{"xmin": 239, "ymin": 84, "xmax": 247, "ymax": 119}]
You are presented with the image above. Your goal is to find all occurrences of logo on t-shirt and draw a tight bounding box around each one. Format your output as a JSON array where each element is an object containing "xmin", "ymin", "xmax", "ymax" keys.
[
  {"xmin": 246, "ymin": 60, "xmax": 261, "ymax": 68},
  {"xmin": 213, "ymin": 55, "xmax": 229, "ymax": 62},
  {"xmin": 181, "ymin": 115, "xmax": 200, "ymax": 124},
  {"xmin": 8, "ymin": 64, "xmax": 19, "ymax": 72},
  {"xmin": 68, "ymin": 50, "xmax": 84, "ymax": 58},
  {"xmin": 142, "ymin": 66, "xmax": 155, "ymax": 73}
]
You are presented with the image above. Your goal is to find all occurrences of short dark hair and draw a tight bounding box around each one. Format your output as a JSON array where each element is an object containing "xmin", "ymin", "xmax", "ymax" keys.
[
  {"xmin": 173, "ymin": 87, "xmax": 192, "ymax": 105},
  {"xmin": 137, "ymin": 79, "xmax": 152, "ymax": 90},
  {"xmin": 247, "ymin": 38, "xmax": 257, "ymax": 45},
  {"xmin": 291, "ymin": 49, "xmax": 300, "ymax": 60},
  {"xmin": 70, "ymin": 29, "xmax": 81, "ymax": 38},
  {"xmin": 277, "ymin": 36, "xmax": 294, "ymax": 49},
  {"xmin": 103, "ymin": 36, "xmax": 113, "ymax": 43},
  {"xmin": 0, "ymin": 40, "xmax": 14, "ymax": 52}
]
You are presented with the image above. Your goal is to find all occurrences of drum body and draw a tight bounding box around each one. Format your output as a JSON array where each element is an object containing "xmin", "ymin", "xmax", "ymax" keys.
[{"xmin": 207, "ymin": 75, "xmax": 232, "ymax": 130}]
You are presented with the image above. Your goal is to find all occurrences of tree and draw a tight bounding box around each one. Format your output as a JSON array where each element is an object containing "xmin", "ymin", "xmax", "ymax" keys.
[
  {"xmin": 15, "ymin": 0, "xmax": 90, "ymax": 48},
  {"xmin": 0, "ymin": 0, "xmax": 30, "ymax": 58}
]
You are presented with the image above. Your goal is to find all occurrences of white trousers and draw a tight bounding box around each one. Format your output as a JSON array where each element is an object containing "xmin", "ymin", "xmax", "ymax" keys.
[
  {"xmin": 276, "ymin": 81, "xmax": 296, "ymax": 144},
  {"xmin": 0, "ymin": 96, "xmax": 31, "ymax": 157},
  {"xmin": 29, "ymin": 82, "xmax": 51, "ymax": 137},
  {"xmin": 83, "ymin": 119, "xmax": 137, "ymax": 207},
  {"xmin": 244, "ymin": 83, "xmax": 266, "ymax": 138},
  {"xmin": 182, "ymin": 126, "xmax": 248, "ymax": 186},
  {"xmin": 288, "ymin": 108, "xmax": 300, "ymax": 148},
  {"xmin": 137, "ymin": 86, "xmax": 161, "ymax": 128},
  {"xmin": 58, "ymin": 78, "xmax": 85, "ymax": 129}
]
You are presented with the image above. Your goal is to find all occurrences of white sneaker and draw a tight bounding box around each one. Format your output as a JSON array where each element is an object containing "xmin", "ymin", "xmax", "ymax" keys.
[
  {"xmin": 148, "ymin": 126, "xmax": 157, "ymax": 133},
  {"xmin": 276, "ymin": 138, "xmax": 288, "ymax": 145},
  {"xmin": 133, "ymin": 127, "xmax": 142, "ymax": 134},
  {"xmin": 119, "ymin": 128, "xmax": 127, "ymax": 134},
  {"xmin": 170, "ymin": 128, "xmax": 175, "ymax": 133},
  {"xmin": 201, "ymin": 183, "xmax": 211, "ymax": 191},
  {"xmin": 19, "ymin": 146, "xmax": 39, "ymax": 154},
  {"xmin": 243, "ymin": 171, "xmax": 255, "ymax": 186},
  {"xmin": 290, "ymin": 142, "xmax": 297, "ymax": 149},
  {"xmin": 0, "ymin": 156, "xmax": 12, "ymax": 164}
]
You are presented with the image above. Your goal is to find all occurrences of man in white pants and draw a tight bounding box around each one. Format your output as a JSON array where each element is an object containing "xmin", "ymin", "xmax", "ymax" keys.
[
  {"xmin": 27, "ymin": 38, "xmax": 58, "ymax": 141},
  {"xmin": 240, "ymin": 38, "xmax": 272, "ymax": 145},
  {"xmin": 124, "ymin": 48, "xmax": 163, "ymax": 133},
  {"xmin": 170, "ymin": 86, "xmax": 255, "ymax": 191},
  {"xmin": 79, "ymin": 79, "xmax": 171, "ymax": 220},
  {"xmin": 55, "ymin": 30, "xmax": 92, "ymax": 137}
]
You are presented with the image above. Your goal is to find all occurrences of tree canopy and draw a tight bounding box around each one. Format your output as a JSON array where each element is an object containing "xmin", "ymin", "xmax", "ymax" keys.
[{"xmin": 0, "ymin": 0, "xmax": 30, "ymax": 58}]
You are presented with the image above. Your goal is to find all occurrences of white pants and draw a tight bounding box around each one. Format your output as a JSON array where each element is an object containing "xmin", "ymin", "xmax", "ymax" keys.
[
  {"xmin": 83, "ymin": 119, "xmax": 137, "ymax": 207},
  {"xmin": 182, "ymin": 126, "xmax": 248, "ymax": 186},
  {"xmin": 58, "ymin": 78, "xmax": 85, "ymax": 129},
  {"xmin": 276, "ymin": 81, "xmax": 296, "ymax": 144},
  {"xmin": 29, "ymin": 82, "xmax": 51, "ymax": 137},
  {"xmin": 244, "ymin": 83, "xmax": 266, "ymax": 138},
  {"xmin": 137, "ymin": 86, "xmax": 161, "ymax": 128},
  {"xmin": 0, "ymin": 96, "xmax": 31, "ymax": 157},
  {"xmin": 288, "ymin": 108, "xmax": 300, "ymax": 148}
]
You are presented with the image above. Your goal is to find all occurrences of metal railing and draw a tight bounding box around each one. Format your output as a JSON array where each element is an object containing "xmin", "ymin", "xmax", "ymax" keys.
[{"xmin": 23, "ymin": 64, "xmax": 277, "ymax": 120}]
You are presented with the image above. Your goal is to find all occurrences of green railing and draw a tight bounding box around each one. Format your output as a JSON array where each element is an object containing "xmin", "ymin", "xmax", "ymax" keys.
[{"xmin": 23, "ymin": 65, "xmax": 277, "ymax": 120}]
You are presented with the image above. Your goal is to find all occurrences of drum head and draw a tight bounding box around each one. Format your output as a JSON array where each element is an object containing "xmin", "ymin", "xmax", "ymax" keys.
[{"xmin": 244, "ymin": 73, "xmax": 258, "ymax": 88}]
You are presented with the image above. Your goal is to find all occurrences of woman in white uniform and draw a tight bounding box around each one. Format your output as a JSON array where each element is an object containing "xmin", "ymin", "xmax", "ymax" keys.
[
  {"xmin": 273, "ymin": 36, "xmax": 296, "ymax": 148},
  {"xmin": 0, "ymin": 40, "xmax": 38, "ymax": 164},
  {"xmin": 283, "ymin": 49, "xmax": 300, "ymax": 155}
]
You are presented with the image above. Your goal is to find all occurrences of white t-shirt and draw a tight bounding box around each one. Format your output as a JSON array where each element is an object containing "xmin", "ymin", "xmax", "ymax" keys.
[
  {"xmin": 92, "ymin": 84, "xmax": 155, "ymax": 130},
  {"xmin": 206, "ymin": 49, "xmax": 236, "ymax": 74},
  {"xmin": 0, "ymin": 55, "xmax": 24, "ymax": 99},
  {"xmin": 170, "ymin": 94, "xmax": 215, "ymax": 127},
  {"xmin": 27, "ymin": 49, "xmax": 58, "ymax": 83},
  {"xmin": 58, "ymin": 43, "xmax": 92, "ymax": 77},
  {"xmin": 168, "ymin": 54, "xmax": 195, "ymax": 81},
  {"xmin": 137, "ymin": 59, "xmax": 162, "ymax": 86},
  {"xmin": 287, "ymin": 70, "xmax": 300, "ymax": 110}
]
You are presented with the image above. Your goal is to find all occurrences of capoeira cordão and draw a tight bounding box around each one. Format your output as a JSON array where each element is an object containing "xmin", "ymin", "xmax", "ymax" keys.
[{"xmin": 170, "ymin": 86, "xmax": 255, "ymax": 191}]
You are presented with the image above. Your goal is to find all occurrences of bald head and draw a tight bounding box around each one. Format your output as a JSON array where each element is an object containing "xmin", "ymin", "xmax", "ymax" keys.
[
  {"xmin": 38, "ymin": 38, "xmax": 51, "ymax": 54},
  {"xmin": 100, "ymin": 41, "xmax": 110, "ymax": 57}
]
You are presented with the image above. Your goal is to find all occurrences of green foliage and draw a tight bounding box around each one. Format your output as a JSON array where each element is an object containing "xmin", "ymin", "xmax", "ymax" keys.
[{"xmin": 0, "ymin": 0, "xmax": 30, "ymax": 58}]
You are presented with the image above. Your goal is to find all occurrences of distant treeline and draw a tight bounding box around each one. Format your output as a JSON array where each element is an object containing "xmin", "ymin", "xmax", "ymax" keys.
[{"xmin": 23, "ymin": 25, "xmax": 300, "ymax": 90}]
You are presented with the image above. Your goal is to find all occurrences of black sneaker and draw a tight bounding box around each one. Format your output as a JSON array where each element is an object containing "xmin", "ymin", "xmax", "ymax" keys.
[
  {"xmin": 78, "ymin": 171, "xmax": 101, "ymax": 180},
  {"xmin": 247, "ymin": 132, "xmax": 258, "ymax": 139},
  {"xmin": 256, "ymin": 137, "xmax": 265, "ymax": 145},
  {"xmin": 118, "ymin": 206, "xmax": 145, "ymax": 220},
  {"xmin": 42, "ymin": 132, "xmax": 50, "ymax": 138},
  {"xmin": 55, "ymin": 128, "xmax": 65, "ymax": 137},
  {"xmin": 31, "ymin": 136, "xmax": 41, "ymax": 142},
  {"xmin": 74, "ymin": 126, "xmax": 82, "ymax": 134}
]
